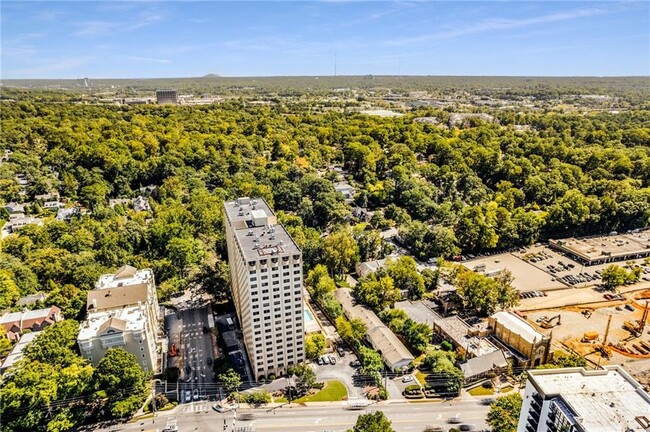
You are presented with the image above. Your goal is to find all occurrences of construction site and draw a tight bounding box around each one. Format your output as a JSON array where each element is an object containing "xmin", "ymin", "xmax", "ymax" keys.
[{"xmin": 521, "ymin": 290, "xmax": 650, "ymax": 387}]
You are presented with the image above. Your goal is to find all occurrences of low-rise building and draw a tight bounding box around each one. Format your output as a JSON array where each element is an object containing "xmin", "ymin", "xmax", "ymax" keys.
[
  {"xmin": 78, "ymin": 266, "xmax": 163, "ymax": 372},
  {"xmin": 16, "ymin": 292, "xmax": 46, "ymax": 307},
  {"xmin": 432, "ymin": 313, "xmax": 499, "ymax": 359},
  {"xmin": 334, "ymin": 181, "xmax": 355, "ymax": 201},
  {"xmin": 0, "ymin": 306, "xmax": 63, "ymax": 341},
  {"xmin": 488, "ymin": 311, "xmax": 551, "ymax": 368},
  {"xmin": 132, "ymin": 195, "xmax": 151, "ymax": 212},
  {"xmin": 56, "ymin": 206, "xmax": 79, "ymax": 221},
  {"xmin": 43, "ymin": 200, "xmax": 63, "ymax": 209},
  {"xmin": 549, "ymin": 229, "xmax": 650, "ymax": 266},
  {"xmin": 460, "ymin": 349, "xmax": 508, "ymax": 384},
  {"xmin": 108, "ymin": 198, "xmax": 131, "ymax": 208},
  {"xmin": 356, "ymin": 258, "xmax": 390, "ymax": 278},
  {"xmin": 5, "ymin": 214, "xmax": 43, "ymax": 232},
  {"xmin": 5, "ymin": 202, "xmax": 26, "ymax": 214},
  {"xmin": 1, "ymin": 331, "xmax": 41, "ymax": 373},
  {"xmin": 35, "ymin": 192, "xmax": 59, "ymax": 201},
  {"xmin": 334, "ymin": 288, "xmax": 413, "ymax": 371},
  {"xmin": 517, "ymin": 365, "xmax": 650, "ymax": 432}
]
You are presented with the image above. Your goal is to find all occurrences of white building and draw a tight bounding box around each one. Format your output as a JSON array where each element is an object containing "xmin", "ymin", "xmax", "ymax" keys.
[
  {"xmin": 334, "ymin": 181, "xmax": 355, "ymax": 201},
  {"xmin": 224, "ymin": 197, "xmax": 305, "ymax": 380},
  {"xmin": 1, "ymin": 331, "xmax": 41, "ymax": 373},
  {"xmin": 77, "ymin": 266, "xmax": 163, "ymax": 372},
  {"xmin": 518, "ymin": 365, "xmax": 650, "ymax": 432}
]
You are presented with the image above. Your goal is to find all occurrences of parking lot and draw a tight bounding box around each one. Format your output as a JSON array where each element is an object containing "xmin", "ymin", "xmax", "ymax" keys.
[{"xmin": 312, "ymin": 345, "xmax": 366, "ymax": 400}]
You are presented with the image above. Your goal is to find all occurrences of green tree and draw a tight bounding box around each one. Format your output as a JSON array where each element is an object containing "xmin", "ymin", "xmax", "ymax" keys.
[
  {"xmin": 166, "ymin": 236, "xmax": 205, "ymax": 276},
  {"xmin": 487, "ymin": 393, "xmax": 522, "ymax": 432},
  {"xmin": 322, "ymin": 229, "xmax": 359, "ymax": 278},
  {"xmin": 601, "ymin": 264, "xmax": 629, "ymax": 289},
  {"xmin": 24, "ymin": 320, "xmax": 81, "ymax": 368},
  {"xmin": 305, "ymin": 333, "xmax": 326, "ymax": 359},
  {"xmin": 218, "ymin": 369, "xmax": 243, "ymax": 393},
  {"xmin": 355, "ymin": 273, "xmax": 400, "ymax": 312},
  {"xmin": 386, "ymin": 256, "xmax": 425, "ymax": 300},
  {"xmin": 347, "ymin": 411, "xmax": 394, "ymax": 432},
  {"xmin": 0, "ymin": 269, "xmax": 20, "ymax": 310},
  {"xmin": 290, "ymin": 363, "xmax": 316, "ymax": 395},
  {"xmin": 92, "ymin": 348, "xmax": 148, "ymax": 418},
  {"xmin": 336, "ymin": 316, "xmax": 367, "ymax": 345},
  {"xmin": 0, "ymin": 337, "xmax": 12, "ymax": 357}
]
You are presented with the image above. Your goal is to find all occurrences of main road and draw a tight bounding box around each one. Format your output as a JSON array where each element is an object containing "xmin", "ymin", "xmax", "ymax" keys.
[{"xmin": 103, "ymin": 399, "xmax": 490, "ymax": 432}]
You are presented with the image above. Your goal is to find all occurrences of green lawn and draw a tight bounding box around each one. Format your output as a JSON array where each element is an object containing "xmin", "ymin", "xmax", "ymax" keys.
[
  {"xmin": 274, "ymin": 396, "xmax": 288, "ymax": 403},
  {"xmin": 294, "ymin": 380, "xmax": 348, "ymax": 403},
  {"xmin": 468, "ymin": 386, "xmax": 495, "ymax": 396}
]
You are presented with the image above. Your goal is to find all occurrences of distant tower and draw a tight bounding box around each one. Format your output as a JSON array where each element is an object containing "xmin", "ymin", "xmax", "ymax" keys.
[
  {"xmin": 83, "ymin": 78, "xmax": 90, "ymax": 88},
  {"xmin": 156, "ymin": 89, "xmax": 178, "ymax": 105}
]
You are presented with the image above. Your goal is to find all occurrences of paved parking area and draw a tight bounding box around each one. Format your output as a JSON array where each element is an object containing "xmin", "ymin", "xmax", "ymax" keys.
[{"xmin": 313, "ymin": 348, "xmax": 366, "ymax": 400}]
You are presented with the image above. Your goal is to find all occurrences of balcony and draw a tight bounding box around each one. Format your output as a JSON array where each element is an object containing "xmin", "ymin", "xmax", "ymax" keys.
[
  {"xmin": 530, "ymin": 400, "xmax": 543, "ymax": 415},
  {"xmin": 525, "ymin": 424, "xmax": 537, "ymax": 432},
  {"xmin": 527, "ymin": 415, "xmax": 539, "ymax": 430}
]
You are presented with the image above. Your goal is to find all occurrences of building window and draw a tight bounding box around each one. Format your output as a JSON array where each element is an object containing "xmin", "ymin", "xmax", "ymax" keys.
[{"xmin": 142, "ymin": 354, "xmax": 146, "ymax": 358}]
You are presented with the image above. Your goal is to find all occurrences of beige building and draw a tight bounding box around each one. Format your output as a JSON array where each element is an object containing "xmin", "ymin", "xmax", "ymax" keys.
[
  {"xmin": 488, "ymin": 311, "xmax": 550, "ymax": 368},
  {"xmin": 224, "ymin": 197, "xmax": 305, "ymax": 380},
  {"xmin": 518, "ymin": 366, "xmax": 650, "ymax": 432},
  {"xmin": 77, "ymin": 266, "xmax": 163, "ymax": 372},
  {"xmin": 335, "ymin": 288, "xmax": 414, "ymax": 371}
]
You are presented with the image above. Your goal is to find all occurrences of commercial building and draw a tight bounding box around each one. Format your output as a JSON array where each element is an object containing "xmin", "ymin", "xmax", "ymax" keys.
[
  {"xmin": 460, "ymin": 349, "xmax": 508, "ymax": 384},
  {"xmin": 77, "ymin": 266, "xmax": 163, "ymax": 372},
  {"xmin": 518, "ymin": 365, "xmax": 650, "ymax": 432},
  {"xmin": 1, "ymin": 306, "xmax": 63, "ymax": 341},
  {"xmin": 224, "ymin": 197, "xmax": 305, "ymax": 380},
  {"xmin": 335, "ymin": 288, "xmax": 414, "ymax": 371},
  {"xmin": 488, "ymin": 311, "xmax": 551, "ymax": 368},
  {"xmin": 156, "ymin": 89, "xmax": 178, "ymax": 105},
  {"xmin": 432, "ymin": 313, "xmax": 499, "ymax": 359},
  {"xmin": 549, "ymin": 229, "xmax": 650, "ymax": 266}
]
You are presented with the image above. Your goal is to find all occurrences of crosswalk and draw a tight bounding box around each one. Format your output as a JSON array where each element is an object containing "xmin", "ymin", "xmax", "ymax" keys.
[{"xmin": 182, "ymin": 402, "xmax": 212, "ymax": 413}]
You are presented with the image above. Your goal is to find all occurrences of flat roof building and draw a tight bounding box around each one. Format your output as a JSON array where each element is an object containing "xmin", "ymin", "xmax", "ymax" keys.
[
  {"xmin": 224, "ymin": 197, "xmax": 305, "ymax": 380},
  {"xmin": 156, "ymin": 89, "xmax": 178, "ymax": 105},
  {"xmin": 334, "ymin": 288, "xmax": 414, "ymax": 371},
  {"xmin": 518, "ymin": 365, "xmax": 650, "ymax": 432},
  {"xmin": 549, "ymin": 229, "xmax": 650, "ymax": 266}
]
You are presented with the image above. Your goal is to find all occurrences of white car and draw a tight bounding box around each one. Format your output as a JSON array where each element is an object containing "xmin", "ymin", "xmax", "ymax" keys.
[
  {"xmin": 402, "ymin": 375, "xmax": 414, "ymax": 383},
  {"xmin": 185, "ymin": 390, "xmax": 192, "ymax": 402}
]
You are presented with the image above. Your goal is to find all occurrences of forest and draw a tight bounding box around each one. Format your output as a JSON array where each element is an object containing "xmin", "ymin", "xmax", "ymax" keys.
[{"xmin": 0, "ymin": 86, "xmax": 649, "ymax": 431}]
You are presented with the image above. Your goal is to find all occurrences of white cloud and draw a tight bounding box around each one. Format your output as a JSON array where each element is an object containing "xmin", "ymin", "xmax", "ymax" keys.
[{"xmin": 382, "ymin": 6, "xmax": 615, "ymax": 47}]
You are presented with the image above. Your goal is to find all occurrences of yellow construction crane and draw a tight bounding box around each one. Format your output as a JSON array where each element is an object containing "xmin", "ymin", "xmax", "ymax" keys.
[{"xmin": 597, "ymin": 315, "xmax": 613, "ymax": 359}]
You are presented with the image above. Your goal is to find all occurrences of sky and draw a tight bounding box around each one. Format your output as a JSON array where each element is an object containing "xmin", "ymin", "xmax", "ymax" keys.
[{"xmin": 1, "ymin": 1, "xmax": 649, "ymax": 78}]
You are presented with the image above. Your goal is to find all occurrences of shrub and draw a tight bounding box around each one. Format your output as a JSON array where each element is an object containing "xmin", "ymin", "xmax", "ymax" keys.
[
  {"xmin": 440, "ymin": 340, "xmax": 453, "ymax": 351},
  {"xmin": 405, "ymin": 384, "xmax": 421, "ymax": 392},
  {"xmin": 268, "ymin": 373, "xmax": 276, "ymax": 381}
]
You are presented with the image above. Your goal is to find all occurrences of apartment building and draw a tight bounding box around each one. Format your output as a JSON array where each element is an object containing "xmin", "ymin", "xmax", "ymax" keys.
[
  {"xmin": 156, "ymin": 89, "xmax": 178, "ymax": 105},
  {"xmin": 224, "ymin": 197, "xmax": 305, "ymax": 380},
  {"xmin": 77, "ymin": 266, "xmax": 163, "ymax": 372},
  {"xmin": 518, "ymin": 366, "xmax": 650, "ymax": 432}
]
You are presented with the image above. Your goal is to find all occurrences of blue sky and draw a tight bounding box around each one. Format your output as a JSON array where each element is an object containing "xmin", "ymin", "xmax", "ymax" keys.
[{"xmin": 1, "ymin": 1, "xmax": 648, "ymax": 78}]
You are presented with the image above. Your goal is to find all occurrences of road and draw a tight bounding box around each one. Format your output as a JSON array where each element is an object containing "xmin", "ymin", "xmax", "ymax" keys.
[
  {"xmin": 100, "ymin": 400, "xmax": 489, "ymax": 432},
  {"xmin": 173, "ymin": 307, "xmax": 214, "ymax": 401}
]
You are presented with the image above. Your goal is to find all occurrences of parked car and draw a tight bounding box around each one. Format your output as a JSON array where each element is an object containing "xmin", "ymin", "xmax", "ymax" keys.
[
  {"xmin": 317, "ymin": 357, "xmax": 324, "ymax": 365},
  {"xmin": 336, "ymin": 346, "xmax": 345, "ymax": 356},
  {"xmin": 625, "ymin": 304, "xmax": 635, "ymax": 311},
  {"xmin": 321, "ymin": 355, "xmax": 331, "ymax": 365},
  {"xmin": 328, "ymin": 355, "xmax": 337, "ymax": 364},
  {"xmin": 402, "ymin": 375, "xmax": 414, "ymax": 383},
  {"xmin": 481, "ymin": 398, "xmax": 495, "ymax": 405},
  {"xmin": 185, "ymin": 390, "xmax": 192, "ymax": 402},
  {"xmin": 460, "ymin": 425, "xmax": 475, "ymax": 431},
  {"xmin": 350, "ymin": 360, "xmax": 361, "ymax": 368},
  {"xmin": 448, "ymin": 416, "xmax": 462, "ymax": 424},
  {"xmin": 193, "ymin": 389, "xmax": 199, "ymax": 401}
]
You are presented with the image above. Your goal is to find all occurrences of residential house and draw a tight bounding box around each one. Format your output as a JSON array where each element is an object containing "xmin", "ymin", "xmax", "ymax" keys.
[
  {"xmin": 108, "ymin": 198, "xmax": 131, "ymax": 209},
  {"xmin": 132, "ymin": 195, "xmax": 152, "ymax": 212},
  {"xmin": 56, "ymin": 206, "xmax": 79, "ymax": 221},
  {"xmin": 5, "ymin": 202, "xmax": 26, "ymax": 214},
  {"xmin": 43, "ymin": 201, "xmax": 63, "ymax": 209},
  {"xmin": 6, "ymin": 215, "xmax": 43, "ymax": 233},
  {"xmin": 0, "ymin": 306, "xmax": 63, "ymax": 341},
  {"xmin": 334, "ymin": 181, "xmax": 355, "ymax": 201},
  {"xmin": 16, "ymin": 292, "xmax": 46, "ymax": 307}
]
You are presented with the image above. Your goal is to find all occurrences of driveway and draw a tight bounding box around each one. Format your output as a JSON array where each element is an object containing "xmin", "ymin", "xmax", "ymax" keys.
[{"xmin": 313, "ymin": 349, "xmax": 366, "ymax": 400}]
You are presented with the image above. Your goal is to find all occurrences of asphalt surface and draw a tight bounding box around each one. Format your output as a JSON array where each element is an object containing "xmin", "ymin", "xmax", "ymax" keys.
[
  {"xmin": 102, "ymin": 399, "xmax": 490, "ymax": 432},
  {"xmin": 166, "ymin": 307, "xmax": 215, "ymax": 402}
]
